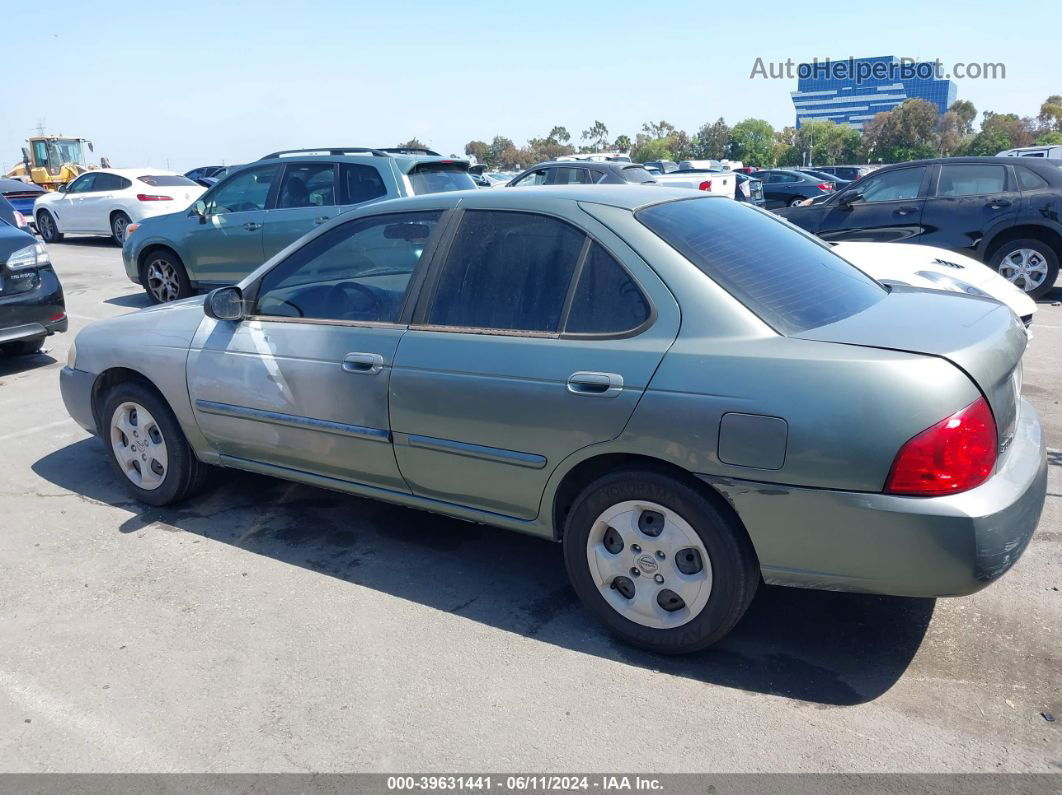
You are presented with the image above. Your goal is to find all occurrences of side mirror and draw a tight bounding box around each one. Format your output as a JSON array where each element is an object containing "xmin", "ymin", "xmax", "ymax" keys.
[
  {"xmin": 192, "ymin": 199, "xmax": 208, "ymax": 223},
  {"xmin": 840, "ymin": 191, "xmax": 863, "ymax": 209},
  {"xmin": 204, "ymin": 286, "xmax": 244, "ymax": 322},
  {"xmin": 58, "ymin": 183, "xmax": 69, "ymax": 193}
]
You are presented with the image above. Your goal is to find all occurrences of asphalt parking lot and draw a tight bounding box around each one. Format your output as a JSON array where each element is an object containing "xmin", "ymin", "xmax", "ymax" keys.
[{"xmin": 1, "ymin": 239, "xmax": 1060, "ymax": 773}]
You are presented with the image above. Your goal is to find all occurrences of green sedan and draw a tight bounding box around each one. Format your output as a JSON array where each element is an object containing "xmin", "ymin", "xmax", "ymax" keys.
[{"xmin": 63, "ymin": 186, "xmax": 1046, "ymax": 653}]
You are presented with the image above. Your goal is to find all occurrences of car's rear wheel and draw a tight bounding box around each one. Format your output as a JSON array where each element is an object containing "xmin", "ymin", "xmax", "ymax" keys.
[
  {"xmin": 562, "ymin": 469, "xmax": 759, "ymax": 654},
  {"xmin": 111, "ymin": 212, "xmax": 131, "ymax": 245},
  {"xmin": 101, "ymin": 381, "xmax": 209, "ymax": 506},
  {"xmin": 787, "ymin": 195, "xmax": 806, "ymax": 207},
  {"xmin": 0, "ymin": 336, "xmax": 45, "ymax": 357},
  {"xmin": 991, "ymin": 239, "xmax": 1059, "ymax": 300},
  {"xmin": 142, "ymin": 251, "xmax": 193, "ymax": 304},
  {"xmin": 36, "ymin": 210, "xmax": 63, "ymax": 243}
]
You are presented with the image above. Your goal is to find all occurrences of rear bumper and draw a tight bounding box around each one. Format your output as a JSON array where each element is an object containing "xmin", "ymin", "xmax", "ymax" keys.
[
  {"xmin": 60, "ymin": 366, "xmax": 97, "ymax": 433},
  {"xmin": 0, "ymin": 267, "xmax": 67, "ymax": 341},
  {"xmin": 704, "ymin": 397, "xmax": 1047, "ymax": 598}
]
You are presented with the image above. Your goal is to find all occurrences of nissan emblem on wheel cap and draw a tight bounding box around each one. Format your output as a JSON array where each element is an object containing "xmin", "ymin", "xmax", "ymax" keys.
[{"xmin": 636, "ymin": 553, "xmax": 659, "ymax": 575}]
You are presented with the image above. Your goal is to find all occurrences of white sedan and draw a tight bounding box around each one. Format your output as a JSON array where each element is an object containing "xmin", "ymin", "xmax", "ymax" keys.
[
  {"xmin": 33, "ymin": 169, "xmax": 205, "ymax": 246},
  {"xmin": 834, "ymin": 241, "xmax": 1037, "ymax": 328}
]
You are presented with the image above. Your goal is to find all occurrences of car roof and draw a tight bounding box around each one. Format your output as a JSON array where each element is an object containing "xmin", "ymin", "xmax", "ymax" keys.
[
  {"xmin": 0, "ymin": 178, "xmax": 45, "ymax": 193},
  {"xmin": 355, "ymin": 184, "xmax": 715, "ymax": 214},
  {"xmin": 255, "ymin": 151, "xmax": 469, "ymax": 174},
  {"xmin": 524, "ymin": 160, "xmax": 644, "ymax": 172},
  {"xmin": 86, "ymin": 168, "xmax": 185, "ymax": 178},
  {"xmin": 874, "ymin": 155, "xmax": 1059, "ymax": 172}
]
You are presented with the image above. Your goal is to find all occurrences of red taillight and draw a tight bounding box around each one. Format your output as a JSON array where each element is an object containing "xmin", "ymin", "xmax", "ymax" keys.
[
  {"xmin": 885, "ymin": 397, "xmax": 997, "ymax": 496},
  {"xmin": 136, "ymin": 193, "xmax": 173, "ymax": 202},
  {"xmin": 49, "ymin": 311, "xmax": 66, "ymax": 322},
  {"xmin": 14, "ymin": 210, "xmax": 27, "ymax": 228},
  {"xmin": 818, "ymin": 182, "xmax": 833, "ymax": 191},
  {"xmin": 698, "ymin": 180, "xmax": 712, "ymax": 191}
]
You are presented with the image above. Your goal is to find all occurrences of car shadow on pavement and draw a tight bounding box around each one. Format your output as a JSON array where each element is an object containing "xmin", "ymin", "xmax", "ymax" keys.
[
  {"xmin": 0, "ymin": 351, "xmax": 58, "ymax": 376},
  {"xmin": 103, "ymin": 292, "xmax": 153, "ymax": 309},
  {"xmin": 51, "ymin": 237, "xmax": 119, "ymax": 249},
  {"xmin": 33, "ymin": 437, "xmax": 935, "ymax": 707}
]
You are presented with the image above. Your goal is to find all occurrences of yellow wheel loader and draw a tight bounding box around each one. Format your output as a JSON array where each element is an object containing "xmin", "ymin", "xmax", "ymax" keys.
[{"xmin": 5, "ymin": 136, "xmax": 110, "ymax": 191}]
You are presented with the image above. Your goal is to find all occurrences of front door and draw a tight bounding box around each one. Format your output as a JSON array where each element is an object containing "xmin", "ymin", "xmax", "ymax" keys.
[
  {"xmin": 187, "ymin": 209, "xmax": 446, "ymax": 491},
  {"xmin": 389, "ymin": 209, "xmax": 679, "ymax": 520},
  {"xmin": 185, "ymin": 164, "xmax": 280, "ymax": 287},
  {"xmin": 57, "ymin": 172, "xmax": 97, "ymax": 230},
  {"xmin": 816, "ymin": 165, "xmax": 930, "ymax": 243},
  {"xmin": 919, "ymin": 162, "xmax": 1020, "ymax": 255}
]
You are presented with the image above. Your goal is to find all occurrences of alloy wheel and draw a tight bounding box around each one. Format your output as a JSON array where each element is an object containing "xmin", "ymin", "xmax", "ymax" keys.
[
  {"xmin": 39, "ymin": 213, "xmax": 54, "ymax": 240},
  {"xmin": 146, "ymin": 258, "xmax": 180, "ymax": 302},
  {"xmin": 110, "ymin": 401, "xmax": 168, "ymax": 490},
  {"xmin": 998, "ymin": 248, "xmax": 1048, "ymax": 293},
  {"xmin": 113, "ymin": 216, "xmax": 128, "ymax": 243},
  {"xmin": 586, "ymin": 500, "xmax": 713, "ymax": 629}
]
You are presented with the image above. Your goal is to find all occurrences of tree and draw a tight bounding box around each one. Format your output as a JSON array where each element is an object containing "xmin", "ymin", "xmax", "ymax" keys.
[
  {"xmin": 486, "ymin": 136, "xmax": 522, "ymax": 170},
  {"xmin": 464, "ymin": 140, "xmax": 490, "ymax": 165},
  {"xmin": 1035, "ymin": 131, "xmax": 1062, "ymax": 145},
  {"xmin": 1039, "ymin": 95, "xmax": 1062, "ymax": 133},
  {"xmin": 728, "ymin": 118, "xmax": 775, "ymax": 167},
  {"xmin": 547, "ymin": 126, "xmax": 571, "ymax": 145},
  {"xmin": 397, "ymin": 137, "xmax": 428, "ymax": 150},
  {"xmin": 641, "ymin": 120, "xmax": 676, "ymax": 140},
  {"xmin": 613, "ymin": 134, "xmax": 632, "ymax": 152},
  {"xmin": 949, "ymin": 100, "xmax": 977, "ymax": 135},
  {"xmin": 962, "ymin": 111, "xmax": 1038, "ymax": 155},
  {"xmin": 690, "ymin": 118, "xmax": 730, "ymax": 160},
  {"xmin": 666, "ymin": 129, "xmax": 693, "ymax": 161},
  {"xmin": 630, "ymin": 137, "xmax": 674, "ymax": 164},
  {"xmin": 936, "ymin": 111, "xmax": 965, "ymax": 156},
  {"xmin": 581, "ymin": 120, "xmax": 610, "ymax": 151},
  {"xmin": 524, "ymin": 129, "xmax": 576, "ymax": 164}
]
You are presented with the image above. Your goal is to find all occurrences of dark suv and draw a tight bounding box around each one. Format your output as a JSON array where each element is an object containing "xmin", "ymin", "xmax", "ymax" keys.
[
  {"xmin": 0, "ymin": 217, "xmax": 66, "ymax": 356},
  {"xmin": 124, "ymin": 147, "xmax": 475, "ymax": 303},
  {"xmin": 777, "ymin": 157, "xmax": 1062, "ymax": 298}
]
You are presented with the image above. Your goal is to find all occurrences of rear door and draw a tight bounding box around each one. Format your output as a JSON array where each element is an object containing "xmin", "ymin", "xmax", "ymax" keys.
[
  {"xmin": 815, "ymin": 165, "xmax": 930, "ymax": 243},
  {"xmin": 81, "ymin": 172, "xmax": 123, "ymax": 232},
  {"xmin": 919, "ymin": 163, "xmax": 1019, "ymax": 256},
  {"xmin": 261, "ymin": 161, "xmax": 341, "ymax": 260},
  {"xmin": 389, "ymin": 208, "xmax": 679, "ymax": 520},
  {"xmin": 184, "ymin": 163, "xmax": 280, "ymax": 286}
]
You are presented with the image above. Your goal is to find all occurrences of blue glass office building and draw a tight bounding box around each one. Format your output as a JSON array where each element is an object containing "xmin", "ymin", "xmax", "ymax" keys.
[{"xmin": 791, "ymin": 56, "xmax": 957, "ymax": 130}]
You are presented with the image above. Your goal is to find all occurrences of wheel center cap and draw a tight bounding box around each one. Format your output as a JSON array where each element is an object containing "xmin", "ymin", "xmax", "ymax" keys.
[{"xmin": 636, "ymin": 553, "xmax": 659, "ymax": 575}]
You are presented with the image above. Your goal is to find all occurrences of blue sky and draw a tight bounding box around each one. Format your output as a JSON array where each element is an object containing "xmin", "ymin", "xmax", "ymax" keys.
[{"xmin": 3, "ymin": 0, "xmax": 1057, "ymax": 172}]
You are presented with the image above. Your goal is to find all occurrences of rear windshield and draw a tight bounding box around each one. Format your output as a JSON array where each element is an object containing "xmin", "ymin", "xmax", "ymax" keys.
[
  {"xmin": 408, "ymin": 163, "xmax": 476, "ymax": 195},
  {"xmin": 139, "ymin": 175, "xmax": 199, "ymax": 187},
  {"xmin": 637, "ymin": 198, "xmax": 885, "ymax": 334},
  {"xmin": 621, "ymin": 166, "xmax": 656, "ymax": 184}
]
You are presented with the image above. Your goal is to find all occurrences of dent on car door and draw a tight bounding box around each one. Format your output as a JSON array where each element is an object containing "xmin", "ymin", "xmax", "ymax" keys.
[
  {"xmin": 919, "ymin": 163, "xmax": 1019, "ymax": 255},
  {"xmin": 261, "ymin": 162, "xmax": 342, "ymax": 261},
  {"xmin": 389, "ymin": 209, "xmax": 680, "ymax": 520},
  {"xmin": 816, "ymin": 165, "xmax": 929, "ymax": 243},
  {"xmin": 185, "ymin": 164, "xmax": 279, "ymax": 286},
  {"xmin": 187, "ymin": 210, "xmax": 447, "ymax": 490}
]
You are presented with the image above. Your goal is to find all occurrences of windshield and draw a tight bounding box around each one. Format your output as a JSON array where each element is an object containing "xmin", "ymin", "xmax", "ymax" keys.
[
  {"xmin": 408, "ymin": 163, "xmax": 476, "ymax": 194},
  {"xmin": 637, "ymin": 197, "xmax": 885, "ymax": 334},
  {"xmin": 621, "ymin": 166, "xmax": 656, "ymax": 184},
  {"xmin": 139, "ymin": 175, "xmax": 199, "ymax": 187}
]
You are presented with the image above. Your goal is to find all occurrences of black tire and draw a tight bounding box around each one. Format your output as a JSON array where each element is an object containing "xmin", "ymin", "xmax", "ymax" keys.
[
  {"xmin": 990, "ymin": 238, "xmax": 1059, "ymax": 300},
  {"xmin": 787, "ymin": 195, "xmax": 807, "ymax": 207},
  {"xmin": 0, "ymin": 336, "xmax": 45, "ymax": 356},
  {"xmin": 562, "ymin": 469, "xmax": 759, "ymax": 654},
  {"xmin": 111, "ymin": 212, "xmax": 132, "ymax": 246},
  {"xmin": 100, "ymin": 381, "xmax": 211, "ymax": 506},
  {"xmin": 141, "ymin": 250, "xmax": 193, "ymax": 304},
  {"xmin": 36, "ymin": 210, "xmax": 63, "ymax": 243}
]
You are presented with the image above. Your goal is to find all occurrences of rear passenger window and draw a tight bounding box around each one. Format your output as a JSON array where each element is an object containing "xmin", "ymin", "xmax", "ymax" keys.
[
  {"xmin": 1017, "ymin": 168, "xmax": 1048, "ymax": 190},
  {"xmin": 277, "ymin": 162, "xmax": 336, "ymax": 208},
  {"xmin": 565, "ymin": 244, "xmax": 650, "ymax": 334},
  {"xmin": 936, "ymin": 164, "xmax": 1006, "ymax": 197},
  {"xmin": 553, "ymin": 167, "xmax": 592, "ymax": 185},
  {"xmin": 427, "ymin": 211, "xmax": 584, "ymax": 333},
  {"xmin": 340, "ymin": 164, "xmax": 387, "ymax": 205}
]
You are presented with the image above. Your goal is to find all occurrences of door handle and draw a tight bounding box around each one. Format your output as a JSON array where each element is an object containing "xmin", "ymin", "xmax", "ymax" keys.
[
  {"xmin": 894, "ymin": 206, "xmax": 918, "ymax": 216},
  {"xmin": 342, "ymin": 352, "xmax": 385, "ymax": 374},
  {"xmin": 243, "ymin": 221, "xmax": 262, "ymax": 232},
  {"xmin": 313, "ymin": 216, "xmax": 330, "ymax": 225},
  {"xmin": 986, "ymin": 199, "xmax": 1012, "ymax": 209},
  {"xmin": 567, "ymin": 371, "xmax": 623, "ymax": 398}
]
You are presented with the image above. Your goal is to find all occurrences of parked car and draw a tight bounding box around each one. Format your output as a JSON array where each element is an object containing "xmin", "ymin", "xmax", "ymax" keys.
[
  {"xmin": 754, "ymin": 169, "xmax": 835, "ymax": 208},
  {"xmin": 0, "ymin": 178, "xmax": 46, "ymax": 228},
  {"xmin": 643, "ymin": 160, "xmax": 678, "ymax": 174},
  {"xmin": 834, "ymin": 241, "xmax": 1036, "ymax": 327},
  {"xmin": 797, "ymin": 168, "xmax": 851, "ymax": 188},
  {"xmin": 996, "ymin": 145, "xmax": 1062, "ymax": 160},
  {"xmin": 0, "ymin": 218, "xmax": 66, "ymax": 356},
  {"xmin": 185, "ymin": 166, "xmax": 225, "ymax": 185},
  {"xmin": 814, "ymin": 165, "xmax": 876, "ymax": 182},
  {"xmin": 734, "ymin": 173, "xmax": 765, "ymax": 206},
  {"xmin": 507, "ymin": 161, "xmax": 657, "ymax": 187},
  {"xmin": 62, "ymin": 187, "xmax": 1045, "ymax": 654},
  {"xmin": 776, "ymin": 157, "xmax": 1062, "ymax": 298},
  {"xmin": 123, "ymin": 148, "xmax": 476, "ymax": 303},
  {"xmin": 650, "ymin": 168, "xmax": 737, "ymax": 199},
  {"xmin": 34, "ymin": 169, "xmax": 206, "ymax": 246}
]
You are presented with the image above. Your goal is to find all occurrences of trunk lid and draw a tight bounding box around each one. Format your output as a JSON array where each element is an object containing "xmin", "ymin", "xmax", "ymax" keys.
[{"xmin": 795, "ymin": 286, "xmax": 1027, "ymax": 443}]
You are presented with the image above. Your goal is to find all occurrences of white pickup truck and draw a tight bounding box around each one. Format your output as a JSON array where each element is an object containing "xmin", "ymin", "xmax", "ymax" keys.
[{"xmin": 649, "ymin": 164, "xmax": 737, "ymax": 199}]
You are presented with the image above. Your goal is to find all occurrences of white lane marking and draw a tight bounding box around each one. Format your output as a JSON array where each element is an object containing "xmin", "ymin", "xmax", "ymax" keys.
[
  {"xmin": 65, "ymin": 312, "xmax": 104, "ymax": 322},
  {"xmin": 0, "ymin": 418, "xmax": 74, "ymax": 442}
]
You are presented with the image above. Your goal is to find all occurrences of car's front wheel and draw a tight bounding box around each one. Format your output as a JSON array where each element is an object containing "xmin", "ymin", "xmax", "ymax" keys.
[
  {"xmin": 101, "ymin": 381, "xmax": 210, "ymax": 506},
  {"xmin": 991, "ymin": 239, "xmax": 1059, "ymax": 300},
  {"xmin": 111, "ymin": 212, "xmax": 132, "ymax": 245},
  {"xmin": 562, "ymin": 469, "xmax": 759, "ymax": 654},
  {"xmin": 142, "ymin": 251, "xmax": 193, "ymax": 304},
  {"xmin": 36, "ymin": 210, "xmax": 63, "ymax": 243},
  {"xmin": 787, "ymin": 195, "xmax": 806, "ymax": 207}
]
